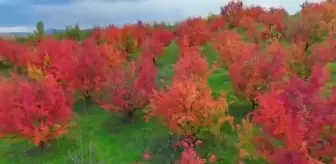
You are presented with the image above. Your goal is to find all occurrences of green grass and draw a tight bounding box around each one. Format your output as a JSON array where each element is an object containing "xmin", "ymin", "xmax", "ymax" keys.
[{"xmin": 0, "ymin": 42, "xmax": 260, "ymax": 164}]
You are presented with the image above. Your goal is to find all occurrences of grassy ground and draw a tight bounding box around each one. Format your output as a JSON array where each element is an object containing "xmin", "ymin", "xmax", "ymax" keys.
[{"xmin": 1, "ymin": 40, "xmax": 336, "ymax": 164}]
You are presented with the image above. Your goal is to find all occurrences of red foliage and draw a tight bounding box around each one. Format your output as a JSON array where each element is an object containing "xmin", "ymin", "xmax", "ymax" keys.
[
  {"xmin": 251, "ymin": 65, "xmax": 336, "ymax": 163},
  {"xmin": 0, "ymin": 40, "xmax": 32, "ymax": 68},
  {"xmin": 302, "ymin": 0, "xmax": 336, "ymax": 24},
  {"xmin": 173, "ymin": 137, "xmax": 206, "ymax": 164},
  {"xmin": 259, "ymin": 8, "xmax": 287, "ymax": 33},
  {"xmin": 139, "ymin": 36, "xmax": 165, "ymax": 61},
  {"xmin": 101, "ymin": 59, "xmax": 157, "ymax": 120},
  {"xmin": 285, "ymin": 2, "xmax": 331, "ymax": 48},
  {"xmin": 97, "ymin": 43, "xmax": 127, "ymax": 68},
  {"xmin": 151, "ymin": 27, "xmax": 174, "ymax": 46},
  {"xmin": 142, "ymin": 153, "xmax": 152, "ymax": 161},
  {"xmin": 311, "ymin": 37, "xmax": 336, "ymax": 63},
  {"xmin": 149, "ymin": 77, "xmax": 233, "ymax": 138},
  {"xmin": 210, "ymin": 30, "xmax": 245, "ymax": 67},
  {"xmin": 207, "ymin": 15, "xmax": 226, "ymax": 32},
  {"xmin": 243, "ymin": 6, "xmax": 265, "ymax": 20},
  {"xmin": 221, "ymin": 2, "xmax": 286, "ymax": 33},
  {"xmin": 173, "ymin": 46, "xmax": 208, "ymax": 80},
  {"xmin": 0, "ymin": 74, "xmax": 73, "ymax": 147},
  {"xmin": 93, "ymin": 24, "xmax": 149, "ymax": 56},
  {"xmin": 208, "ymin": 154, "xmax": 217, "ymax": 163},
  {"xmin": 228, "ymin": 42, "xmax": 286, "ymax": 103},
  {"xmin": 235, "ymin": 6, "xmax": 286, "ymax": 42},
  {"xmin": 121, "ymin": 24, "xmax": 149, "ymax": 50},
  {"xmin": 176, "ymin": 35, "xmax": 192, "ymax": 56},
  {"xmin": 91, "ymin": 27, "xmax": 103, "ymax": 41},
  {"xmin": 220, "ymin": 0, "xmax": 244, "ymax": 27},
  {"xmin": 239, "ymin": 16, "xmax": 262, "ymax": 43},
  {"xmin": 286, "ymin": 43, "xmax": 313, "ymax": 79},
  {"xmin": 28, "ymin": 38, "xmax": 78, "ymax": 85},
  {"xmin": 176, "ymin": 147, "xmax": 206, "ymax": 164},
  {"xmin": 134, "ymin": 58, "xmax": 157, "ymax": 98},
  {"xmin": 175, "ymin": 18, "xmax": 210, "ymax": 47},
  {"xmin": 69, "ymin": 39, "xmax": 108, "ymax": 101}
]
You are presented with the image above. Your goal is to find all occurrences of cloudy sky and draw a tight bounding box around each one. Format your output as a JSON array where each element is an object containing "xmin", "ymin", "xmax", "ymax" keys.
[{"xmin": 0, "ymin": 0, "xmax": 320, "ymax": 32}]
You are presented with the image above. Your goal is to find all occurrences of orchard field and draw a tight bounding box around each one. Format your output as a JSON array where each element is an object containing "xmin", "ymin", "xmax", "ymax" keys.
[{"xmin": 0, "ymin": 1, "xmax": 336, "ymax": 164}]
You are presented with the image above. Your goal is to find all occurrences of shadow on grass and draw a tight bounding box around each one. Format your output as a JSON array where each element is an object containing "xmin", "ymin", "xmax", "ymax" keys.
[
  {"xmin": 100, "ymin": 112, "xmax": 142, "ymax": 134},
  {"xmin": 229, "ymin": 100, "xmax": 254, "ymax": 122},
  {"xmin": 73, "ymin": 99, "xmax": 98, "ymax": 115}
]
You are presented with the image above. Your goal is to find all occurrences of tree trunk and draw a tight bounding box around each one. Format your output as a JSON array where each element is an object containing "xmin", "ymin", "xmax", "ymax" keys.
[
  {"xmin": 83, "ymin": 93, "xmax": 92, "ymax": 112},
  {"xmin": 38, "ymin": 141, "xmax": 51, "ymax": 150},
  {"xmin": 121, "ymin": 110, "xmax": 135, "ymax": 123},
  {"xmin": 152, "ymin": 58, "xmax": 156, "ymax": 65},
  {"xmin": 251, "ymin": 100, "xmax": 258, "ymax": 109}
]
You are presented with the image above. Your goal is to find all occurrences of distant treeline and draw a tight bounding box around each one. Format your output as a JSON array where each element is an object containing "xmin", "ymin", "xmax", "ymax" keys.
[
  {"xmin": 13, "ymin": 20, "xmax": 176, "ymax": 44},
  {"xmin": 14, "ymin": 21, "xmax": 92, "ymax": 43}
]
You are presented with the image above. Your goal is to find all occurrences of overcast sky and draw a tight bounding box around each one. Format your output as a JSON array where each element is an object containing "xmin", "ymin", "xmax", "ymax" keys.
[{"xmin": 0, "ymin": 0, "xmax": 321, "ymax": 32}]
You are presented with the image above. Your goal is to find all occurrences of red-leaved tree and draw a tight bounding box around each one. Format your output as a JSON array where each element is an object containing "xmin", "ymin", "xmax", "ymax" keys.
[
  {"xmin": 210, "ymin": 30, "xmax": 246, "ymax": 68},
  {"xmin": 139, "ymin": 36, "xmax": 165, "ymax": 64},
  {"xmin": 285, "ymin": 42, "xmax": 313, "ymax": 79},
  {"xmin": 245, "ymin": 65, "xmax": 336, "ymax": 164},
  {"xmin": 207, "ymin": 15, "xmax": 226, "ymax": 33},
  {"xmin": 70, "ymin": 39, "xmax": 108, "ymax": 105},
  {"xmin": 311, "ymin": 37, "xmax": 336, "ymax": 64},
  {"xmin": 0, "ymin": 40, "xmax": 32, "ymax": 72},
  {"xmin": 220, "ymin": 0, "xmax": 244, "ymax": 28},
  {"xmin": 27, "ymin": 38, "xmax": 78, "ymax": 89},
  {"xmin": 151, "ymin": 27, "xmax": 174, "ymax": 47},
  {"xmin": 0, "ymin": 74, "xmax": 73, "ymax": 149},
  {"xmin": 173, "ymin": 137, "xmax": 206, "ymax": 164},
  {"xmin": 148, "ymin": 77, "xmax": 234, "ymax": 139},
  {"xmin": 228, "ymin": 41, "xmax": 286, "ymax": 107},
  {"xmin": 101, "ymin": 58, "xmax": 157, "ymax": 123},
  {"xmin": 173, "ymin": 46, "xmax": 208, "ymax": 81},
  {"xmin": 175, "ymin": 18, "xmax": 210, "ymax": 47}
]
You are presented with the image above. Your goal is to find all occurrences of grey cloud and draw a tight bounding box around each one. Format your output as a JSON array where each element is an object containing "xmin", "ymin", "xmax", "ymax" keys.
[
  {"xmin": 0, "ymin": 0, "xmax": 321, "ymax": 32},
  {"xmin": 32, "ymin": 0, "xmax": 185, "ymax": 28}
]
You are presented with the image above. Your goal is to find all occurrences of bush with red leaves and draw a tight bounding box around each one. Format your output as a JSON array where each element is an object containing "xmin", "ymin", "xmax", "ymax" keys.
[
  {"xmin": 220, "ymin": 1, "xmax": 244, "ymax": 27},
  {"xmin": 0, "ymin": 74, "xmax": 73, "ymax": 149},
  {"xmin": 69, "ymin": 39, "xmax": 108, "ymax": 102},
  {"xmin": 101, "ymin": 58, "xmax": 157, "ymax": 122},
  {"xmin": 249, "ymin": 65, "xmax": 336, "ymax": 163}
]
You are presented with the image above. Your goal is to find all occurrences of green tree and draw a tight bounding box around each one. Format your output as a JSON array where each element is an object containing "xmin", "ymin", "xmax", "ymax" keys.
[
  {"xmin": 34, "ymin": 21, "xmax": 45, "ymax": 40},
  {"xmin": 63, "ymin": 24, "xmax": 82, "ymax": 40}
]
